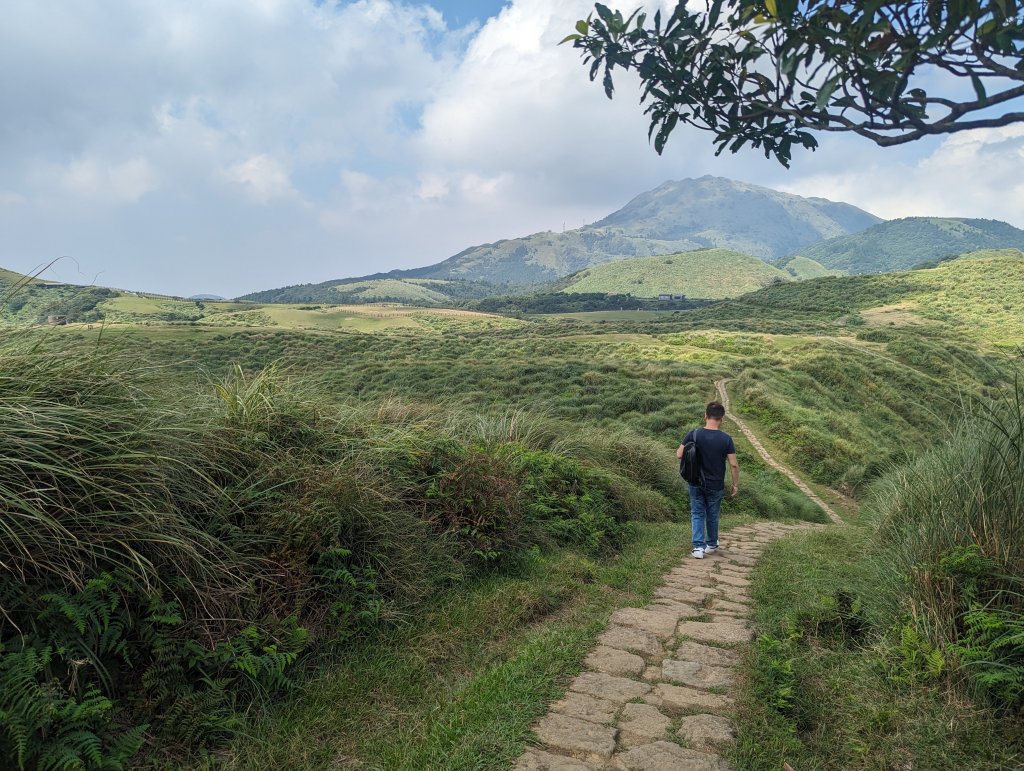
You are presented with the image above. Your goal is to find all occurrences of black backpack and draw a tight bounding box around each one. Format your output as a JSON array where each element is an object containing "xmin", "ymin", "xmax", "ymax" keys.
[{"xmin": 679, "ymin": 428, "xmax": 703, "ymax": 486}]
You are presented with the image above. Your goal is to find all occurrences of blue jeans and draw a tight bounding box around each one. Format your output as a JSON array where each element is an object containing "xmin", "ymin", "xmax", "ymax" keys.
[{"xmin": 689, "ymin": 484, "xmax": 724, "ymax": 549}]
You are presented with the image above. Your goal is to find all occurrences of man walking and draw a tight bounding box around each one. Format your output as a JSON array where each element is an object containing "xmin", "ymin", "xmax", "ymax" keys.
[{"xmin": 677, "ymin": 401, "xmax": 739, "ymax": 559}]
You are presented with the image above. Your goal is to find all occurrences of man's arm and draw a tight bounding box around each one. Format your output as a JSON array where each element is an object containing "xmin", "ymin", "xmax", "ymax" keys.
[
  {"xmin": 728, "ymin": 453, "xmax": 739, "ymax": 497},
  {"xmin": 676, "ymin": 444, "xmax": 685, "ymax": 459}
]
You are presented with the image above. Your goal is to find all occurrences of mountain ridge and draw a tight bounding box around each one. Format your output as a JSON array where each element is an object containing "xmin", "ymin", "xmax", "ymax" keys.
[
  {"xmin": 789, "ymin": 217, "xmax": 1024, "ymax": 273},
  {"xmin": 239, "ymin": 176, "xmax": 883, "ymax": 299}
]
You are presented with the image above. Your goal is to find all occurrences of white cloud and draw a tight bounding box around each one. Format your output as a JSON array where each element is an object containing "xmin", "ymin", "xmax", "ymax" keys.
[
  {"xmin": 782, "ymin": 127, "xmax": 1024, "ymax": 224},
  {"xmin": 58, "ymin": 156, "xmax": 157, "ymax": 203},
  {"xmin": 225, "ymin": 154, "xmax": 299, "ymax": 203},
  {"xmin": 0, "ymin": 0, "xmax": 1022, "ymax": 298}
]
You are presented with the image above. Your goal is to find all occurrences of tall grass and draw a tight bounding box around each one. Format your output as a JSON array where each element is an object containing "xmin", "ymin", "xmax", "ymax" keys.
[
  {"xmin": 870, "ymin": 375, "xmax": 1024, "ymax": 709},
  {"xmin": 0, "ymin": 335, "xmax": 689, "ymax": 767},
  {"xmin": 0, "ymin": 336, "xmax": 240, "ymax": 604}
]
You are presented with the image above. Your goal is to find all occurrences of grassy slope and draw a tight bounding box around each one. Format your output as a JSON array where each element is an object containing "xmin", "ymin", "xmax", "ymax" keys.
[
  {"xmin": 15, "ymin": 250, "xmax": 1024, "ymax": 768},
  {"xmin": 780, "ymin": 255, "xmax": 845, "ymax": 279},
  {"xmin": 236, "ymin": 276, "xmax": 500, "ymax": 304},
  {"xmin": 742, "ymin": 249, "xmax": 1024, "ymax": 347},
  {"xmin": 329, "ymin": 278, "xmax": 451, "ymax": 304},
  {"xmin": 737, "ymin": 527, "xmax": 1022, "ymax": 770},
  {"xmin": 791, "ymin": 216, "xmax": 1024, "ymax": 273},
  {"xmin": 562, "ymin": 248, "xmax": 791, "ymax": 299}
]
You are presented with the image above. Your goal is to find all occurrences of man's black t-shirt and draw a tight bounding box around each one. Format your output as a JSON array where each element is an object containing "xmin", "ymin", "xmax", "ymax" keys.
[{"xmin": 682, "ymin": 427, "xmax": 736, "ymax": 490}]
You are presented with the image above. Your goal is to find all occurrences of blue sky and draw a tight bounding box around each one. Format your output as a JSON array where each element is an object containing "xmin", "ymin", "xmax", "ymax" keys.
[
  {"xmin": 430, "ymin": 0, "xmax": 509, "ymax": 25},
  {"xmin": 2, "ymin": 0, "xmax": 1023, "ymax": 298}
]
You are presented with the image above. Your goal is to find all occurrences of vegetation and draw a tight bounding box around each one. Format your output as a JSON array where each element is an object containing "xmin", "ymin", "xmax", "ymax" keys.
[
  {"xmin": 0, "ymin": 271, "xmax": 117, "ymax": 325},
  {"xmin": 4, "ymin": 243, "xmax": 1024, "ymax": 767},
  {"xmin": 561, "ymin": 248, "xmax": 791, "ymax": 299},
  {"xmin": 789, "ymin": 217, "xmax": 1024, "ymax": 274},
  {"xmin": 466, "ymin": 292, "xmax": 710, "ymax": 314},
  {"xmin": 0, "ymin": 333, "xmax": 711, "ymax": 767},
  {"xmin": 778, "ymin": 255, "xmax": 843, "ymax": 280},
  {"xmin": 734, "ymin": 377, "xmax": 1024, "ymax": 768},
  {"xmin": 567, "ymin": 2, "xmax": 1024, "ymax": 164},
  {"xmin": 237, "ymin": 276, "xmax": 499, "ymax": 305}
]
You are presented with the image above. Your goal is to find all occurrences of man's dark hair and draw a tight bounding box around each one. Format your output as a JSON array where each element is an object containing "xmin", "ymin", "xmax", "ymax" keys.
[{"xmin": 705, "ymin": 401, "xmax": 726, "ymax": 420}]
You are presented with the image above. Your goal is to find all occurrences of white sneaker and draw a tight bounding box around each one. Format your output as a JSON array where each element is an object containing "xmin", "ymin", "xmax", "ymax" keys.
[
  {"xmin": 704, "ymin": 545, "xmax": 719, "ymax": 554},
  {"xmin": 691, "ymin": 548, "xmax": 704, "ymax": 559}
]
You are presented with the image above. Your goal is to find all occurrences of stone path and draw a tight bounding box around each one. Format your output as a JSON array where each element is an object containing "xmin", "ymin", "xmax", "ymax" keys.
[
  {"xmin": 515, "ymin": 521, "xmax": 825, "ymax": 770},
  {"xmin": 715, "ymin": 379, "xmax": 844, "ymax": 525}
]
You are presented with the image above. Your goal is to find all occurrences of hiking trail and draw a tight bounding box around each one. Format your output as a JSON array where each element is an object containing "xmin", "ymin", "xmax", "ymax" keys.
[
  {"xmin": 715, "ymin": 379, "xmax": 844, "ymax": 526},
  {"xmin": 514, "ymin": 380, "xmax": 847, "ymax": 769},
  {"xmin": 515, "ymin": 521, "xmax": 826, "ymax": 770}
]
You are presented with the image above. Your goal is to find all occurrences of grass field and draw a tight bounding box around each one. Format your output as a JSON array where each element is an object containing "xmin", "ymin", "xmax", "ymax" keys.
[
  {"xmin": 3, "ymin": 248, "xmax": 1024, "ymax": 769},
  {"xmin": 562, "ymin": 248, "xmax": 790, "ymax": 299}
]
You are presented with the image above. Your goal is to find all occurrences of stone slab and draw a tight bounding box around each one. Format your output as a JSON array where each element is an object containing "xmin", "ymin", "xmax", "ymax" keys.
[
  {"xmin": 677, "ymin": 621, "xmax": 753, "ymax": 645},
  {"xmin": 705, "ymin": 613, "xmax": 751, "ymax": 626},
  {"xmin": 516, "ymin": 749, "xmax": 597, "ymax": 770},
  {"xmin": 713, "ymin": 574, "xmax": 751, "ymax": 588},
  {"xmin": 598, "ymin": 625, "xmax": 663, "ymax": 660},
  {"xmin": 646, "ymin": 683, "xmax": 734, "ymax": 715},
  {"xmin": 585, "ymin": 646, "xmax": 646, "ymax": 678},
  {"xmin": 610, "ymin": 741, "xmax": 731, "ymax": 770},
  {"xmin": 707, "ymin": 599, "xmax": 750, "ymax": 615},
  {"xmin": 535, "ymin": 713, "xmax": 616, "ymax": 762},
  {"xmin": 641, "ymin": 665, "xmax": 662, "ymax": 683},
  {"xmin": 550, "ymin": 691, "xmax": 619, "ymax": 725},
  {"xmin": 661, "ymin": 659, "xmax": 735, "ymax": 690},
  {"xmin": 609, "ymin": 608, "xmax": 679, "ymax": 639},
  {"xmin": 569, "ymin": 671, "xmax": 652, "ymax": 704},
  {"xmin": 676, "ymin": 713, "xmax": 736, "ymax": 751},
  {"xmin": 672, "ymin": 641, "xmax": 741, "ymax": 668},
  {"xmin": 616, "ymin": 703, "xmax": 671, "ymax": 748}
]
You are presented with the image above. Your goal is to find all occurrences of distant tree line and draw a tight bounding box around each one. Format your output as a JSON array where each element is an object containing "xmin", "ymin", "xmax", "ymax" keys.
[{"xmin": 463, "ymin": 292, "xmax": 712, "ymax": 314}]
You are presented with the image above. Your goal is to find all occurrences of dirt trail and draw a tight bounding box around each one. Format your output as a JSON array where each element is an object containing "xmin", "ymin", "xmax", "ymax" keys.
[{"xmin": 715, "ymin": 379, "xmax": 844, "ymax": 525}]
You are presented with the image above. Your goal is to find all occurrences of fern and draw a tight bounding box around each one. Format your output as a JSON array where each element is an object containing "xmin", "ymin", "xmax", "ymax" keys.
[{"xmin": 0, "ymin": 644, "xmax": 144, "ymax": 770}]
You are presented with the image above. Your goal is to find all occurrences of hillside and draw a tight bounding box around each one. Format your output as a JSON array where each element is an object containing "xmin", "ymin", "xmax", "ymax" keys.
[
  {"xmin": 779, "ymin": 255, "xmax": 845, "ymax": 279},
  {"xmin": 738, "ymin": 248, "xmax": 1024, "ymax": 346},
  {"xmin": 241, "ymin": 176, "xmax": 882, "ymax": 298},
  {"xmin": 0, "ymin": 268, "xmax": 118, "ymax": 325},
  {"xmin": 238, "ymin": 275, "xmax": 499, "ymax": 304},
  {"xmin": 560, "ymin": 248, "xmax": 790, "ymax": 299},
  {"xmin": 404, "ymin": 176, "xmax": 881, "ymax": 285},
  {"xmin": 11, "ymin": 246, "xmax": 1024, "ymax": 770},
  {"xmin": 789, "ymin": 217, "xmax": 1024, "ymax": 273}
]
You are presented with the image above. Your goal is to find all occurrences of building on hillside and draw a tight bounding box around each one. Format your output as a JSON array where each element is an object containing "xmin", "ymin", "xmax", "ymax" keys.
[
  {"xmin": 658, "ymin": 293, "xmax": 672, "ymax": 301},
  {"xmin": 47, "ymin": 315, "xmax": 67, "ymax": 325}
]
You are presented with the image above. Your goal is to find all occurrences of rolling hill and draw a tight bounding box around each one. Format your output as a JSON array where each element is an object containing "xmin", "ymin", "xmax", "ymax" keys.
[
  {"xmin": 0, "ymin": 267, "xmax": 118, "ymax": 325},
  {"xmin": 778, "ymin": 255, "xmax": 845, "ymax": 279},
  {"xmin": 559, "ymin": 248, "xmax": 791, "ymax": 299},
  {"xmin": 739, "ymin": 248, "xmax": 1024, "ymax": 346},
  {"xmin": 238, "ymin": 276, "xmax": 497, "ymax": 305},
  {"xmin": 401, "ymin": 176, "xmax": 881, "ymax": 286},
  {"xmin": 788, "ymin": 217, "xmax": 1024, "ymax": 273}
]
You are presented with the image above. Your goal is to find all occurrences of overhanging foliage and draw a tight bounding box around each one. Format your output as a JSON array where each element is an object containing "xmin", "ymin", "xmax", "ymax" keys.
[{"xmin": 565, "ymin": 1, "xmax": 1024, "ymax": 165}]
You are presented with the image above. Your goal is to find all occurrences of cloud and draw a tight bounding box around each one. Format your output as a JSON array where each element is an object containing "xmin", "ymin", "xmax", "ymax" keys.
[
  {"xmin": 225, "ymin": 155, "xmax": 299, "ymax": 203},
  {"xmin": 58, "ymin": 157, "xmax": 158, "ymax": 204},
  {"xmin": 781, "ymin": 126, "xmax": 1024, "ymax": 224},
  {"xmin": 0, "ymin": 0, "xmax": 1021, "ymax": 298}
]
